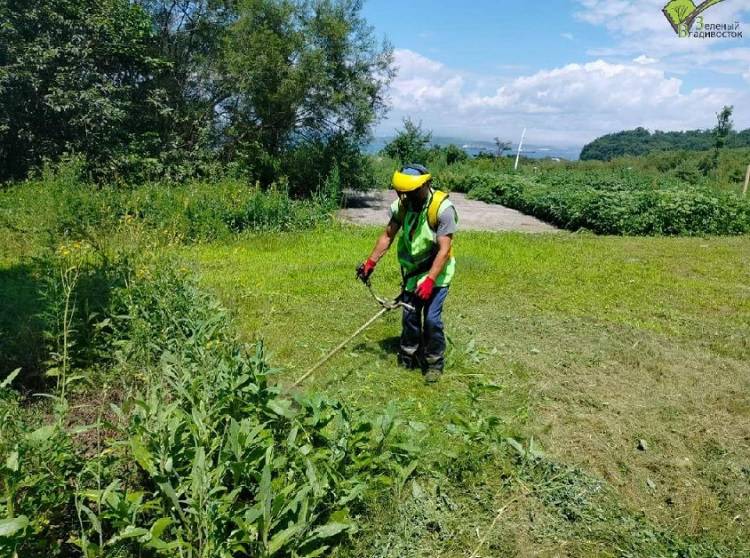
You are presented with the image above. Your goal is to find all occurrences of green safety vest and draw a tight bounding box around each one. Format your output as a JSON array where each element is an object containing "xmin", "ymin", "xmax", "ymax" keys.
[{"xmin": 390, "ymin": 189, "xmax": 457, "ymax": 292}]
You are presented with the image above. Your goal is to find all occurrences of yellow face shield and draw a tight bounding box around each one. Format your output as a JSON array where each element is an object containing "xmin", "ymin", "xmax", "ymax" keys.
[{"xmin": 391, "ymin": 169, "xmax": 432, "ymax": 192}]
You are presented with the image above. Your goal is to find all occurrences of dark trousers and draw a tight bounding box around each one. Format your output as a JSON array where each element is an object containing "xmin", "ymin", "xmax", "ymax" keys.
[{"xmin": 399, "ymin": 287, "xmax": 449, "ymax": 371}]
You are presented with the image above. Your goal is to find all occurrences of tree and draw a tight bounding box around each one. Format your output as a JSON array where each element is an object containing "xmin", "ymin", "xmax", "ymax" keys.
[
  {"xmin": 132, "ymin": 0, "xmax": 239, "ymax": 180},
  {"xmin": 0, "ymin": 0, "xmax": 167, "ymax": 181},
  {"xmin": 381, "ymin": 118, "xmax": 432, "ymax": 164},
  {"xmin": 1, "ymin": 0, "xmax": 394, "ymax": 188},
  {"xmin": 494, "ymin": 137, "xmax": 512, "ymax": 157},
  {"xmin": 580, "ymin": 120, "xmax": 750, "ymax": 162},
  {"xmin": 714, "ymin": 105, "xmax": 733, "ymax": 150},
  {"xmin": 701, "ymin": 105, "xmax": 734, "ymax": 175},
  {"xmin": 222, "ymin": 0, "xmax": 394, "ymax": 190}
]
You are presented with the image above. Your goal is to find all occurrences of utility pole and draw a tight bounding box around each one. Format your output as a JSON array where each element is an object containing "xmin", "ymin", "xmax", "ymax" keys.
[
  {"xmin": 743, "ymin": 164, "xmax": 750, "ymax": 198},
  {"xmin": 514, "ymin": 128, "xmax": 526, "ymax": 171}
]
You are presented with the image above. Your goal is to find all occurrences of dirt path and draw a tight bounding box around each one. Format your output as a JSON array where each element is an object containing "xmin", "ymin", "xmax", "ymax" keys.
[{"xmin": 337, "ymin": 190, "xmax": 560, "ymax": 232}]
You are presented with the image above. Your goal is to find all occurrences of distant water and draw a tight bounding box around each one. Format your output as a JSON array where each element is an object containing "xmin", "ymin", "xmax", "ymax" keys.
[{"xmin": 364, "ymin": 137, "xmax": 581, "ymax": 161}]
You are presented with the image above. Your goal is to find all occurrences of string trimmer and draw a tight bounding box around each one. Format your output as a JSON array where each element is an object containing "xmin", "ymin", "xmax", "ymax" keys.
[{"xmin": 290, "ymin": 280, "xmax": 413, "ymax": 388}]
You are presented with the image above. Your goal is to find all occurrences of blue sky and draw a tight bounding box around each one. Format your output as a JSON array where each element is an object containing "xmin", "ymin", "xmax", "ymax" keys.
[{"xmin": 361, "ymin": 0, "xmax": 750, "ymax": 146}]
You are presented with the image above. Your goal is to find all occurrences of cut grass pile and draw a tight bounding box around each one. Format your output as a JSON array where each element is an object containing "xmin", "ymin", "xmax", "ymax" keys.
[{"xmin": 187, "ymin": 224, "xmax": 750, "ymax": 556}]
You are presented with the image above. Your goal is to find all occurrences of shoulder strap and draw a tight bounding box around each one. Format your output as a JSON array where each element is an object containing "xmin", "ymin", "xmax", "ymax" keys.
[
  {"xmin": 427, "ymin": 190, "xmax": 450, "ymax": 231},
  {"xmin": 395, "ymin": 199, "xmax": 406, "ymax": 224}
]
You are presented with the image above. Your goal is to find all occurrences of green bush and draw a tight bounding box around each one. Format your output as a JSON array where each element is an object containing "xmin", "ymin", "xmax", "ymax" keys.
[
  {"xmin": 444, "ymin": 144, "xmax": 469, "ymax": 165},
  {"xmin": 126, "ymin": 180, "xmax": 331, "ymax": 241},
  {"xmin": 435, "ymin": 169, "xmax": 496, "ymax": 194},
  {"xmin": 280, "ymin": 137, "xmax": 376, "ymax": 197},
  {"xmin": 550, "ymin": 147, "xmax": 750, "ymax": 194}
]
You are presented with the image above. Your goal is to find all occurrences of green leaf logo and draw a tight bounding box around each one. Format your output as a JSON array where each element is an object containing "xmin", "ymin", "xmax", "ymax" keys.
[{"xmin": 662, "ymin": 0, "xmax": 725, "ymax": 35}]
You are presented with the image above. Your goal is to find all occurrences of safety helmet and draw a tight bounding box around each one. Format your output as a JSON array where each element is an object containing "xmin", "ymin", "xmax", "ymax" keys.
[{"xmin": 391, "ymin": 164, "xmax": 432, "ymax": 192}]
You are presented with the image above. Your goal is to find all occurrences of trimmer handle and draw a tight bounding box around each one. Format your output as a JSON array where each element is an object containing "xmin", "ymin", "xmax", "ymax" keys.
[{"xmin": 364, "ymin": 280, "xmax": 415, "ymax": 312}]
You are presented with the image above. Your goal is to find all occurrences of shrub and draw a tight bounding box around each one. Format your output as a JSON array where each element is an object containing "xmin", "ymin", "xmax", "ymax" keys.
[
  {"xmin": 126, "ymin": 180, "xmax": 328, "ymax": 241},
  {"xmin": 444, "ymin": 144, "xmax": 469, "ymax": 165},
  {"xmin": 463, "ymin": 167, "xmax": 750, "ymax": 236}
]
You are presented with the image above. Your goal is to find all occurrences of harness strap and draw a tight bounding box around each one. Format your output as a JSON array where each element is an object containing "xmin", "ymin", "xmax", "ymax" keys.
[{"xmin": 400, "ymin": 249, "xmax": 438, "ymax": 288}]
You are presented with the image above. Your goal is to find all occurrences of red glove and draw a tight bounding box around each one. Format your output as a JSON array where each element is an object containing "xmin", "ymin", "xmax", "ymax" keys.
[
  {"xmin": 356, "ymin": 258, "xmax": 376, "ymax": 283},
  {"xmin": 415, "ymin": 276, "xmax": 435, "ymax": 300}
]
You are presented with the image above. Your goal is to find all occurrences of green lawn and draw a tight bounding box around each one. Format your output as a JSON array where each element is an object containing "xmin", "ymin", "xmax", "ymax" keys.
[{"xmin": 187, "ymin": 224, "xmax": 750, "ymax": 556}]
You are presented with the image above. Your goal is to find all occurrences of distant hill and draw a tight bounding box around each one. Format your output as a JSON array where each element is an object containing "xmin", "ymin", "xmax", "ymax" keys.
[{"xmin": 580, "ymin": 127, "xmax": 750, "ymax": 161}]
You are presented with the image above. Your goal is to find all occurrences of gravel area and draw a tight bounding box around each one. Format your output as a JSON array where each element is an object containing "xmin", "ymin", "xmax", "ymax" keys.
[{"xmin": 337, "ymin": 190, "xmax": 560, "ymax": 232}]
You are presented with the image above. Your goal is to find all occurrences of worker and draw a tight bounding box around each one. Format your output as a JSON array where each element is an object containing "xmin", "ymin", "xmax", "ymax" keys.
[{"xmin": 356, "ymin": 163, "xmax": 457, "ymax": 383}]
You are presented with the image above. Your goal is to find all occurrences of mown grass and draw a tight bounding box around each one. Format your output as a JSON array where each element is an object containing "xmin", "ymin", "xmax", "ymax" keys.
[{"xmin": 188, "ymin": 224, "xmax": 750, "ymax": 556}]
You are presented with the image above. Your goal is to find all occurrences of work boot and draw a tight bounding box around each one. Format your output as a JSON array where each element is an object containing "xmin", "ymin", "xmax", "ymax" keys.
[
  {"xmin": 424, "ymin": 368, "xmax": 442, "ymax": 384},
  {"xmin": 397, "ymin": 352, "xmax": 424, "ymax": 370},
  {"xmin": 397, "ymin": 352, "xmax": 419, "ymax": 370}
]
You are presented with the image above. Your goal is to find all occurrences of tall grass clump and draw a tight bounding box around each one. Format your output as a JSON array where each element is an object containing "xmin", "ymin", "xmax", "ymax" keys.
[
  {"xmin": 0, "ymin": 162, "xmax": 334, "ymax": 248},
  {"xmin": 125, "ymin": 179, "xmax": 334, "ymax": 242},
  {"xmin": 1, "ymin": 244, "xmax": 418, "ymax": 557}
]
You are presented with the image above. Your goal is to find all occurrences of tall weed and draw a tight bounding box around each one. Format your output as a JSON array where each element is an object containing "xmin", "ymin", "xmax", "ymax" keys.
[{"xmin": 2, "ymin": 251, "xmax": 418, "ymax": 557}]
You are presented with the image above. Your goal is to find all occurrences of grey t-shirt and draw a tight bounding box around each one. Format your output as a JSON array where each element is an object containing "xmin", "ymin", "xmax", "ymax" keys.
[{"xmin": 436, "ymin": 205, "xmax": 457, "ymax": 236}]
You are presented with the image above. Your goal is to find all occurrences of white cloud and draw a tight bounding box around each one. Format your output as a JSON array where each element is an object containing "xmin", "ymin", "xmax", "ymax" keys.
[
  {"xmin": 687, "ymin": 47, "xmax": 750, "ymax": 76},
  {"xmin": 389, "ymin": 49, "xmax": 464, "ymax": 112},
  {"xmin": 561, "ymin": 32, "xmax": 575, "ymax": 40},
  {"xmin": 462, "ymin": 61, "xmax": 682, "ymax": 113},
  {"xmin": 568, "ymin": 0, "xmax": 750, "ymax": 143},
  {"xmin": 574, "ymin": 0, "xmax": 668, "ymax": 34},
  {"xmin": 383, "ymin": 50, "xmax": 749, "ymax": 145}
]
